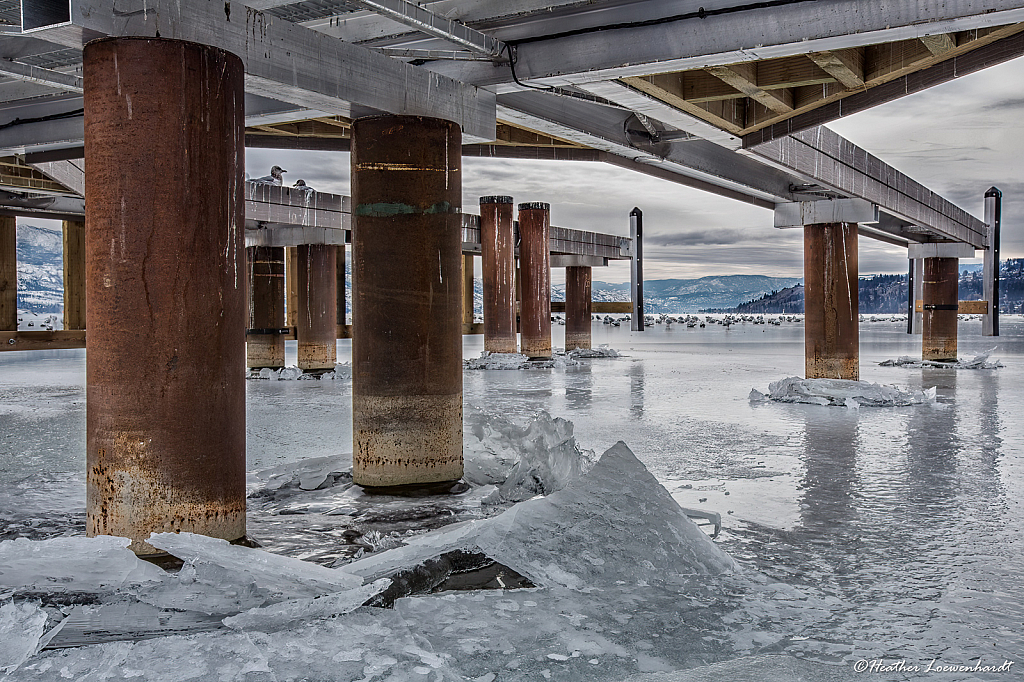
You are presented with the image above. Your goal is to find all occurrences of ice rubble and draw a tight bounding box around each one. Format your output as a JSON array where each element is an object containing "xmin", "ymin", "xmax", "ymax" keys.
[
  {"xmin": 749, "ymin": 377, "xmax": 936, "ymax": 407},
  {"xmin": 246, "ymin": 363, "xmax": 351, "ymax": 380},
  {"xmin": 465, "ymin": 347, "xmax": 621, "ymax": 370},
  {"xmin": 464, "ymin": 409, "xmax": 595, "ymax": 504},
  {"xmin": 879, "ymin": 348, "xmax": 1004, "ymax": 369},
  {"xmin": 0, "ymin": 601, "xmax": 46, "ymax": 673}
]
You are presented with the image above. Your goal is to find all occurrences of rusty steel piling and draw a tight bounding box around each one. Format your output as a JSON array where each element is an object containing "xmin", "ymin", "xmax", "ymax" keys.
[
  {"xmin": 518, "ymin": 202, "xmax": 552, "ymax": 359},
  {"xmin": 565, "ymin": 266, "xmax": 592, "ymax": 350},
  {"xmin": 84, "ymin": 37, "xmax": 246, "ymax": 554},
  {"xmin": 297, "ymin": 243, "xmax": 338, "ymax": 373},
  {"xmin": 922, "ymin": 257, "xmax": 959, "ymax": 361},
  {"xmin": 480, "ymin": 196, "xmax": 516, "ymax": 353},
  {"xmin": 351, "ymin": 115, "xmax": 463, "ymax": 488},
  {"xmin": 804, "ymin": 222, "xmax": 859, "ymax": 380},
  {"xmin": 246, "ymin": 246, "xmax": 286, "ymax": 369}
]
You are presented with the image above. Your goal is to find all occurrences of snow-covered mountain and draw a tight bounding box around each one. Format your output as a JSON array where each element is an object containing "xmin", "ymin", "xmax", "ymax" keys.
[
  {"xmin": 16, "ymin": 224, "xmax": 64, "ymax": 314},
  {"xmin": 15, "ymin": 227, "xmax": 799, "ymax": 317}
]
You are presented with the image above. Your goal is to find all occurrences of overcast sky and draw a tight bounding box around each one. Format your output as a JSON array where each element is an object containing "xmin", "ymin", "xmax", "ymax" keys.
[{"xmin": 247, "ymin": 55, "xmax": 1024, "ymax": 284}]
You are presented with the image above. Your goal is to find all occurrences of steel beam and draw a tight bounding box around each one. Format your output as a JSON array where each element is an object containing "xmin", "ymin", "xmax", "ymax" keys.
[
  {"xmin": 350, "ymin": 0, "xmax": 505, "ymax": 59},
  {"xmin": 419, "ymin": 0, "xmax": 1024, "ymax": 88},
  {"xmin": 983, "ymin": 187, "xmax": 1002, "ymax": 336},
  {"xmin": 20, "ymin": 0, "xmax": 497, "ymax": 140},
  {"xmin": 0, "ymin": 61, "xmax": 83, "ymax": 92}
]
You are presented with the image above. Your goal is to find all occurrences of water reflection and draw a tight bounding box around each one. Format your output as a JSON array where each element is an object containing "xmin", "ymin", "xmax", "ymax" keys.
[
  {"xmin": 564, "ymin": 363, "xmax": 593, "ymax": 411},
  {"xmin": 799, "ymin": 408, "xmax": 860, "ymax": 533},
  {"xmin": 629, "ymin": 359, "xmax": 645, "ymax": 420}
]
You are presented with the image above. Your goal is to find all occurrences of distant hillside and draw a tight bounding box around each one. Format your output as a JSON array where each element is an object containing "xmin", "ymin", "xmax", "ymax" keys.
[
  {"xmin": 16, "ymin": 224, "xmax": 64, "ymax": 314},
  {"xmin": 552, "ymin": 275, "xmax": 800, "ymax": 313},
  {"xmin": 735, "ymin": 262, "xmax": 1024, "ymax": 314}
]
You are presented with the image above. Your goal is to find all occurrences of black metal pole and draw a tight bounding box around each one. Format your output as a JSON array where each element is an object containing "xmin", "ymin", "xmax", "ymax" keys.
[{"xmin": 630, "ymin": 207, "xmax": 644, "ymax": 332}]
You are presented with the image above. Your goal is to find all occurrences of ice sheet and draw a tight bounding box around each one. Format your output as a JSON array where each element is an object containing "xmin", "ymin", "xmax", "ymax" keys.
[
  {"xmin": 246, "ymin": 363, "xmax": 351, "ymax": 380},
  {"xmin": 749, "ymin": 377, "xmax": 936, "ymax": 407},
  {"xmin": 147, "ymin": 533, "xmax": 362, "ymax": 600},
  {"xmin": 0, "ymin": 535, "xmax": 165, "ymax": 598},
  {"xmin": 222, "ymin": 578, "xmax": 391, "ymax": 632}
]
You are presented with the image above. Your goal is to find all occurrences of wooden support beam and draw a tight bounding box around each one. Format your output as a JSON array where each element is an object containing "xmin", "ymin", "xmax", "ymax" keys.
[
  {"xmin": 920, "ymin": 33, "xmax": 957, "ymax": 56},
  {"xmin": 755, "ymin": 56, "xmax": 834, "ymax": 89},
  {"xmin": 915, "ymin": 300, "xmax": 988, "ymax": 315},
  {"xmin": 0, "ymin": 330, "xmax": 86, "ymax": 351},
  {"xmin": 286, "ymin": 246, "xmax": 299, "ymax": 328},
  {"xmin": 0, "ymin": 214, "xmax": 15, "ymax": 331},
  {"xmin": 551, "ymin": 301, "xmax": 633, "ymax": 314},
  {"xmin": 62, "ymin": 219, "xmax": 85, "ymax": 330},
  {"xmin": 705, "ymin": 63, "xmax": 794, "ymax": 114},
  {"xmin": 622, "ymin": 75, "xmax": 747, "ymax": 135},
  {"xmin": 807, "ymin": 48, "xmax": 865, "ymax": 89}
]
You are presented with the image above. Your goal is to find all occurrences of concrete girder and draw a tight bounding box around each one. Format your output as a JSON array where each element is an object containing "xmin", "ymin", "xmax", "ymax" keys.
[{"xmin": 19, "ymin": 0, "xmax": 497, "ymax": 140}]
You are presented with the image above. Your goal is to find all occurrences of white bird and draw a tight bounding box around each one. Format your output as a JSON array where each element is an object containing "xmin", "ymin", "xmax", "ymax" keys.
[
  {"xmin": 293, "ymin": 179, "xmax": 314, "ymax": 192},
  {"xmin": 253, "ymin": 165, "xmax": 287, "ymax": 186}
]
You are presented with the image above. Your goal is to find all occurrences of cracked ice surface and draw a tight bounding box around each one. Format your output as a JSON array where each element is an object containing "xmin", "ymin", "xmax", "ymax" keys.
[
  {"xmin": 749, "ymin": 377, "xmax": 936, "ymax": 407},
  {"xmin": 879, "ymin": 349, "xmax": 1004, "ymax": 369}
]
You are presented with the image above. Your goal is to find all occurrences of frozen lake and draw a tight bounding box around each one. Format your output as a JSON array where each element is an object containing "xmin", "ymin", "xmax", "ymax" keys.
[{"xmin": 1, "ymin": 316, "xmax": 1021, "ymax": 680}]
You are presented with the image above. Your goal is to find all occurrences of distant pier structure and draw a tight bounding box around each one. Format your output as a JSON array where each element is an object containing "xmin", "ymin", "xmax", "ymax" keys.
[{"xmin": 0, "ymin": 0, "xmax": 1017, "ymax": 551}]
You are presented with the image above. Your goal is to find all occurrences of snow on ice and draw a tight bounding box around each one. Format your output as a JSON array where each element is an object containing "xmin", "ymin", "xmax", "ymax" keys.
[
  {"xmin": 749, "ymin": 377, "xmax": 936, "ymax": 407},
  {"xmin": 465, "ymin": 347, "xmax": 621, "ymax": 370}
]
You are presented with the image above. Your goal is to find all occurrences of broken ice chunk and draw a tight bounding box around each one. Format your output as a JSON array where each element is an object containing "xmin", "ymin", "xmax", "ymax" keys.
[
  {"xmin": 0, "ymin": 535, "xmax": 165, "ymax": 598},
  {"xmin": 754, "ymin": 377, "xmax": 935, "ymax": 407},
  {"xmin": 0, "ymin": 601, "xmax": 46, "ymax": 673},
  {"xmin": 148, "ymin": 533, "xmax": 362, "ymax": 602},
  {"xmin": 223, "ymin": 578, "xmax": 391, "ymax": 632}
]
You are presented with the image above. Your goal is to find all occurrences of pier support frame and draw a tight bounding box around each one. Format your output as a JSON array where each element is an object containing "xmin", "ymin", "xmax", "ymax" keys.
[
  {"xmin": 296, "ymin": 243, "xmax": 337, "ymax": 373},
  {"xmin": 0, "ymin": 215, "xmax": 14, "ymax": 331},
  {"xmin": 84, "ymin": 37, "xmax": 246, "ymax": 554},
  {"xmin": 565, "ymin": 265, "xmax": 592, "ymax": 350},
  {"xmin": 803, "ymin": 222, "xmax": 859, "ymax": 380},
  {"xmin": 480, "ymin": 196, "xmax": 516, "ymax": 353},
  {"xmin": 62, "ymin": 220, "xmax": 85, "ymax": 331},
  {"xmin": 351, "ymin": 115, "xmax": 463, "ymax": 488},
  {"xmin": 519, "ymin": 202, "xmax": 552, "ymax": 359},
  {"xmin": 246, "ymin": 246, "xmax": 286, "ymax": 369},
  {"xmin": 922, "ymin": 257, "xmax": 959, "ymax": 362}
]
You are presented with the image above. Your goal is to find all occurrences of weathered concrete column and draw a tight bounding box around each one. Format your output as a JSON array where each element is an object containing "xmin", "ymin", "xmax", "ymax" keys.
[
  {"xmin": 246, "ymin": 246, "xmax": 285, "ymax": 369},
  {"xmin": 351, "ymin": 115, "xmax": 463, "ymax": 488},
  {"xmin": 297, "ymin": 243, "xmax": 337, "ymax": 373},
  {"xmin": 565, "ymin": 266, "xmax": 592, "ymax": 350},
  {"xmin": 84, "ymin": 37, "xmax": 246, "ymax": 554},
  {"xmin": 462, "ymin": 254, "xmax": 475, "ymax": 324},
  {"xmin": 804, "ymin": 222, "xmax": 859, "ymax": 380},
  {"xmin": 480, "ymin": 196, "xmax": 516, "ymax": 353},
  {"xmin": 0, "ymin": 215, "xmax": 14, "ymax": 330},
  {"xmin": 922, "ymin": 257, "xmax": 959, "ymax": 361},
  {"xmin": 62, "ymin": 220, "xmax": 86, "ymax": 331},
  {"xmin": 519, "ymin": 202, "xmax": 551, "ymax": 359}
]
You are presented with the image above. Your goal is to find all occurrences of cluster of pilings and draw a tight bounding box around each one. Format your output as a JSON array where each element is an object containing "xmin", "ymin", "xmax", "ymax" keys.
[{"xmin": 66, "ymin": 36, "xmax": 610, "ymax": 554}]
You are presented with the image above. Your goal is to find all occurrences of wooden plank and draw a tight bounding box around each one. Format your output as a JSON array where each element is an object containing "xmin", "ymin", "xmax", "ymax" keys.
[
  {"xmin": 914, "ymin": 300, "xmax": 988, "ymax": 314},
  {"xmin": 705, "ymin": 63, "xmax": 794, "ymax": 114},
  {"xmin": 62, "ymin": 219, "xmax": 85, "ymax": 330},
  {"xmin": 743, "ymin": 25, "xmax": 1024, "ymax": 144},
  {"xmin": 920, "ymin": 33, "xmax": 957, "ymax": 55},
  {"xmin": 0, "ymin": 330, "xmax": 86, "ymax": 351},
  {"xmin": 647, "ymin": 71, "xmax": 742, "ymax": 103},
  {"xmin": 551, "ymin": 301, "xmax": 632, "ymax": 314},
  {"xmin": 864, "ymin": 38, "xmax": 933, "ymax": 82},
  {"xmin": 807, "ymin": 48, "xmax": 865, "ymax": 89},
  {"xmin": 0, "ymin": 214, "xmax": 15, "ymax": 331},
  {"xmin": 286, "ymin": 247, "xmax": 299, "ymax": 329},
  {"xmin": 462, "ymin": 322, "xmax": 484, "ymax": 335},
  {"xmin": 623, "ymin": 76, "xmax": 747, "ymax": 134},
  {"xmin": 756, "ymin": 56, "xmax": 834, "ymax": 89}
]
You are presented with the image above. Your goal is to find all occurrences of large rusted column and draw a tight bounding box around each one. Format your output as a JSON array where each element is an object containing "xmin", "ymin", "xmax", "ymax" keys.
[
  {"xmin": 480, "ymin": 196, "xmax": 516, "ymax": 353},
  {"xmin": 565, "ymin": 266, "xmax": 592, "ymax": 350},
  {"xmin": 62, "ymin": 220, "xmax": 86, "ymax": 331},
  {"xmin": 519, "ymin": 202, "xmax": 551, "ymax": 359},
  {"xmin": 804, "ymin": 222, "xmax": 859, "ymax": 380},
  {"xmin": 297, "ymin": 243, "xmax": 337, "ymax": 373},
  {"xmin": 0, "ymin": 215, "xmax": 14, "ymax": 330},
  {"xmin": 351, "ymin": 115, "xmax": 463, "ymax": 488},
  {"xmin": 922, "ymin": 257, "xmax": 959, "ymax": 361},
  {"xmin": 246, "ymin": 246, "xmax": 285, "ymax": 369},
  {"xmin": 84, "ymin": 38, "xmax": 246, "ymax": 555}
]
